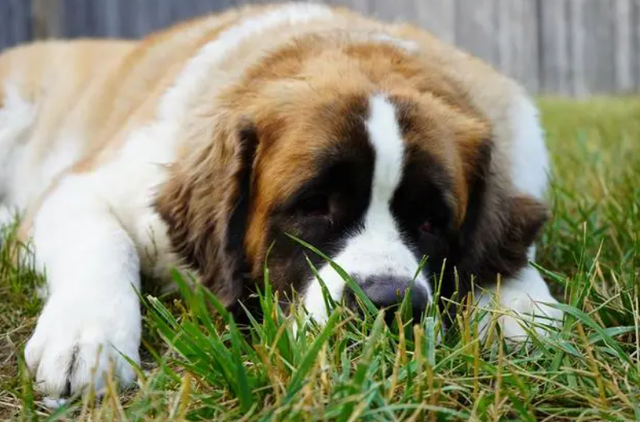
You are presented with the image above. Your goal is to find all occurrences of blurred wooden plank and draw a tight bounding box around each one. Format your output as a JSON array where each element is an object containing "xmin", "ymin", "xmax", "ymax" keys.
[
  {"xmin": 59, "ymin": 0, "xmax": 90, "ymax": 37},
  {"xmin": 8, "ymin": 0, "xmax": 33, "ymax": 47},
  {"xmin": 0, "ymin": 3, "xmax": 6, "ymax": 51},
  {"xmin": 153, "ymin": 0, "xmax": 174, "ymax": 30},
  {"xmin": 567, "ymin": 0, "xmax": 587, "ymax": 97},
  {"xmin": 4, "ymin": 0, "xmax": 640, "ymax": 96},
  {"xmin": 494, "ymin": 0, "xmax": 539, "ymax": 93},
  {"xmin": 614, "ymin": 0, "xmax": 634, "ymax": 93},
  {"xmin": 371, "ymin": 0, "xmax": 417, "ymax": 23},
  {"xmin": 90, "ymin": 0, "xmax": 109, "ymax": 37},
  {"xmin": 32, "ymin": 0, "xmax": 61, "ymax": 40},
  {"xmin": 539, "ymin": 0, "xmax": 571, "ymax": 95},
  {"xmin": 2, "ymin": 3, "xmax": 12, "ymax": 49},
  {"xmin": 84, "ymin": 0, "xmax": 100, "ymax": 37},
  {"xmin": 582, "ymin": 0, "xmax": 616, "ymax": 94},
  {"xmin": 631, "ymin": 0, "xmax": 640, "ymax": 92},
  {"xmin": 320, "ymin": 0, "xmax": 370, "ymax": 14},
  {"xmin": 415, "ymin": 0, "xmax": 455, "ymax": 44},
  {"xmin": 454, "ymin": 0, "xmax": 498, "ymax": 64},
  {"xmin": 119, "ymin": 0, "xmax": 141, "ymax": 38},
  {"xmin": 101, "ymin": 0, "xmax": 123, "ymax": 38},
  {"xmin": 170, "ymin": 0, "xmax": 226, "ymax": 21},
  {"xmin": 495, "ymin": 0, "xmax": 512, "ymax": 75},
  {"xmin": 132, "ymin": 0, "xmax": 157, "ymax": 37},
  {"xmin": 520, "ymin": 0, "xmax": 541, "ymax": 93}
]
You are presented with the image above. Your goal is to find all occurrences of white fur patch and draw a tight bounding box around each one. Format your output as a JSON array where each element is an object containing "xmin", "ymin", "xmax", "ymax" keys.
[
  {"xmin": 0, "ymin": 83, "xmax": 83, "ymax": 212},
  {"xmin": 509, "ymin": 95, "xmax": 549, "ymax": 200},
  {"xmin": 475, "ymin": 266, "xmax": 563, "ymax": 343},
  {"xmin": 370, "ymin": 33, "xmax": 420, "ymax": 52},
  {"xmin": 25, "ymin": 176, "xmax": 141, "ymax": 396},
  {"xmin": 37, "ymin": 136, "xmax": 81, "ymax": 199},
  {"xmin": 303, "ymin": 95, "xmax": 432, "ymax": 323},
  {"xmin": 0, "ymin": 83, "xmax": 37, "ymax": 209}
]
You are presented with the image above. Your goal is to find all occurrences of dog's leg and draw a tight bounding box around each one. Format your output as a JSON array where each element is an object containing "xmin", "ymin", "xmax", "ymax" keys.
[
  {"xmin": 24, "ymin": 175, "xmax": 141, "ymax": 397},
  {"xmin": 475, "ymin": 250, "xmax": 563, "ymax": 344},
  {"xmin": 473, "ymin": 95, "xmax": 563, "ymax": 344}
]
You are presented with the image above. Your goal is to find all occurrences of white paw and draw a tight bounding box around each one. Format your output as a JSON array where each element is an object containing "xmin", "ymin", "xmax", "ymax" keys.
[
  {"xmin": 494, "ymin": 290, "xmax": 563, "ymax": 344},
  {"xmin": 25, "ymin": 292, "xmax": 141, "ymax": 397},
  {"xmin": 477, "ymin": 267, "xmax": 564, "ymax": 344}
]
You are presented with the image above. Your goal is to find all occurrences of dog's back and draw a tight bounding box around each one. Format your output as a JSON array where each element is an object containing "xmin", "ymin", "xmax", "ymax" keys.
[{"xmin": 0, "ymin": 41, "xmax": 135, "ymax": 211}]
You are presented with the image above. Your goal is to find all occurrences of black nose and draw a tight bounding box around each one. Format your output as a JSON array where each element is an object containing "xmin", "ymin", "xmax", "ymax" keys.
[{"xmin": 358, "ymin": 275, "xmax": 430, "ymax": 319}]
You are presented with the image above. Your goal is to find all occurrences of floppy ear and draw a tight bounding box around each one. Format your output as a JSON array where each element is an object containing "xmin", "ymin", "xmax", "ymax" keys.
[
  {"xmin": 454, "ymin": 139, "xmax": 549, "ymax": 287},
  {"xmin": 155, "ymin": 121, "xmax": 258, "ymax": 306}
]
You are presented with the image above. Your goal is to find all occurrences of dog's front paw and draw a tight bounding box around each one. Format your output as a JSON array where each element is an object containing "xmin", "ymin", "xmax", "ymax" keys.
[
  {"xmin": 496, "ymin": 289, "xmax": 563, "ymax": 344},
  {"xmin": 25, "ymin": 292, "xmax": 141, "ymax": 397},
  {"xmin": 477, "ymin": 267, "xmax": 564, "ymax": 345}
]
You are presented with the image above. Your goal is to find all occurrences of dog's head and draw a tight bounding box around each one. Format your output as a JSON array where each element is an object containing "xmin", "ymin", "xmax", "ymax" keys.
[{"xmin": 156, "ymin": 35, "xmax": 548, "ymax": 321}]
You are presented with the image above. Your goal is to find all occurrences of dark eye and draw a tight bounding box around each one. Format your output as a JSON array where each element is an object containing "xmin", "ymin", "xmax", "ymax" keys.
[
  {"xmin": 297, "ymin": 193, "xmax": 331, "ymax": 218},
  {"xmin": 418, "ymin": 220, "xmax": 433, "ymax": 235}
]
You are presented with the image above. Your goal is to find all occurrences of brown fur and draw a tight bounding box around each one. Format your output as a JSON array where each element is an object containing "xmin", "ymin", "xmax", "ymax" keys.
[{"xmin": 155, "ymin": 115, "xmax": 259, "ymax": 305}]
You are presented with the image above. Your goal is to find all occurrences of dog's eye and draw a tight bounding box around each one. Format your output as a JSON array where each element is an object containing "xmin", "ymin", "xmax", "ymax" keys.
[
  {"xmin": 298, "ymin": 194, "xmax": 330, "ymax": 217},
  {"xmin": 418, "ymin": 220, "xmax": 433, "ymax": 235}
]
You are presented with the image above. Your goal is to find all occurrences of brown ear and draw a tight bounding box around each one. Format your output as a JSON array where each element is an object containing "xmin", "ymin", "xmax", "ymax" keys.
[
  {"xmin": 454, "ymin": 139, "xmax": 549, "ymax": 286},
  {"xmin": 155, "ymin": 122, "xmax": 258, "ymax": 306}
]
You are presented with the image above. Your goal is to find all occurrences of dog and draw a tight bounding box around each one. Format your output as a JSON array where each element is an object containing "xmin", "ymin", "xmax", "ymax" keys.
[{"xmin": 0, "ymin": 3, "xmax": 563, "ymax": 398}]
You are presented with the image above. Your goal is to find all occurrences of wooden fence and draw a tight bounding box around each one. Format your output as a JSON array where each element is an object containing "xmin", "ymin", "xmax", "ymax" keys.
[{"xmin": 1, "ymin": 0, "xmax": 639, "ymax": 96}]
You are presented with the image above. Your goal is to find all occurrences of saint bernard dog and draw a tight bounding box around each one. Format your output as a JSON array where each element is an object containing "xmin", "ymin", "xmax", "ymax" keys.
[{"xmin": 0, "ymin": 3, "xmax": 563, "ymax": 398}]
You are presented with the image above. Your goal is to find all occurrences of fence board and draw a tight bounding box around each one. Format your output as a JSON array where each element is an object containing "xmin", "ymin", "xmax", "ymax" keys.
[
  {"xmin": 0, "ymin": 0, "xmax": 32, "ymax": 51},
  {"xmin": 539, "ymin": 0, "xmax": 571, "ymax": 95},
  {"xmin": 614, "ymin": 0, "xmax": 634, "ymax": 92},
  {"xmin": 455, "ymin": 0, "xmax": 498, "ymax": 65},
  {"xmin": 33, "ymin": 0, "xmax": 61, "ymax": 39},
  {"xmin": 567, "ymin": 0, "xmax": 586, "ymax": 97},
  {"xmin": 337, "ymin": 0, "xmax": 370, "ymax": 14},
  {"xmin": 415, "ymin": 0, "xmax": 456, "ymax": 44},
  {"xmin": 104, "ymin": 0, "xmax": 126, "ymax": 37},
  {"xmin": 1, "ymin": 0, "xmax": 640, "ymax": 96},
  {"xmin": 371, "ymin": 0, "xmax": 417, "ymax": 24},
  {"xmin": 633, "ymin": 0, "xmax": 640, "ymax": 92},
  {"xmin": 582, "ymin": 0, "xmax": 616, "ymax": 94},
  {"xmin": 495, "ymin": 0, "xmax": 539, "ymax": 93},
  {"xmin": 60, "ymin": 0, "xmax": 88, "ymax": 37}
]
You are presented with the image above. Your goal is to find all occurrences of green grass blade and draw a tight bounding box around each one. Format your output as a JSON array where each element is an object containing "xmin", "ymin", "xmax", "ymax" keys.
[
  {"xmin": 284, "ymin": 310, "xmax": 341, "ymax": 403},
  {"xmin": 229, "ymin": 317, "xmax": 254, "ymax": 413}
]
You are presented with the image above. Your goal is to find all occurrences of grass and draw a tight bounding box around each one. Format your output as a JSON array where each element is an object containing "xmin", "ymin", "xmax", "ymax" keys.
[{"xmin": 1, "ymin": 97, "xmax": 639, "ymax": 421}]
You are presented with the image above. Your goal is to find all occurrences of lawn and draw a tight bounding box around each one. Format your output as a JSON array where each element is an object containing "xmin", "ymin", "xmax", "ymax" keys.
[{"xmin": 1, "ymin": 97, "xmax": 639, "ymax": 421}]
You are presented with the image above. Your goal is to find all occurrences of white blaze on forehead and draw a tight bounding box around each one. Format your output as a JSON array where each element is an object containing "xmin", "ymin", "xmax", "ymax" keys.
[
  {"xmin": 303, "ymin": 95, "xmax": 433, "ymax": 324},
  {"xmin": 365, "ymin": 95, "xmax": 406, "ymax": 229}
]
